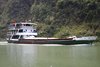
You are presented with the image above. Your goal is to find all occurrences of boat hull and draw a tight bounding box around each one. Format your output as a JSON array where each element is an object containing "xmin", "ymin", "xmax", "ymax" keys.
[{"xmin": 7, "ymin": 38, "xmax": 95, "ymax": 45}]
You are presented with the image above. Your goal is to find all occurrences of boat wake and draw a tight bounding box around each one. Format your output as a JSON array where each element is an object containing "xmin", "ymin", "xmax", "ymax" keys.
[
  {"xmin": 0, "ymin": 41, "xmax": 8, "ymax": 45},
  {"xmin": 40, "ymin": 44, "xmax": 64, "ymax": 46},
  {"xmin": 70, "ymin": 44, "xmax": 93, "ymax": 46}
]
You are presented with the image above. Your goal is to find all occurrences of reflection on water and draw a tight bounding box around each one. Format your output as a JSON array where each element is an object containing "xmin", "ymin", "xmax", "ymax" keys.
[
  {"xmin": 0, "ymin": 42, "xmax": 100, "ymax": 67},
  {"xmin": 8, "ymin": 45, "xmax": 37, "ymax": 67},
  {"xmin": 0, "ymin": 43, "xmax": 37, "ymax": 67}
]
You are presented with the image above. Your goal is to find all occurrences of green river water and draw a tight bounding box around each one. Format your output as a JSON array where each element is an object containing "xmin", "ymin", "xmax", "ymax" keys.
[{"xmin": 0, "ymin": 42, "xmax": 100, "ymax": 67}]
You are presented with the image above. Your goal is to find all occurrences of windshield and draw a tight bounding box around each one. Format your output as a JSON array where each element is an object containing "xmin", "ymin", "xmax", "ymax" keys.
[{"xmin": 12, "ymin": 35, "xmax": 19, "ymax": 39}]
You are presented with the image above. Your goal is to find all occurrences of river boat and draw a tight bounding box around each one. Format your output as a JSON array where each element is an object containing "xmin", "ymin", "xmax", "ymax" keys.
[{"xmin": 7, "ymin": 21, "xmax": 97, "ymax": 45}]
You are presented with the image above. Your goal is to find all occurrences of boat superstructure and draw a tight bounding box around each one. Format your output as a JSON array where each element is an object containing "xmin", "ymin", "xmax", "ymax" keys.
[{"xmin": 7, "ymin": 21, "xmax": 37, "ymax": 43}]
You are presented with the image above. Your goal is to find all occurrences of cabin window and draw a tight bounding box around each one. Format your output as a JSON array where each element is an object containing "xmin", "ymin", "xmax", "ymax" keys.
[
  {"xmin": 19, "ymin": 29, "xmax": 23, "ymax": 32},
  {"xmin": 12, "ymin": 35, "xmax": 19, "ymax": 39},
  {"xmin": 20, "ymin": 35, "xmax": 23, "ymax": 39},
  {"xmin": 16, "ymin": 24, "xmax": 21, "ymax": 27},
  {"xmin": 25, "ymin": 24, "xmax": 32, "ymax": 26},
  {"xmin": 34, "ymin": 30, "xmax": 37, "ymax": 32}
]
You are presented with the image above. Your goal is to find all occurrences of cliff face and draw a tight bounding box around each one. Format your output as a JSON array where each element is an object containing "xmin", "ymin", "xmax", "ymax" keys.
[{"xmin": 0, "ymin": 0, "xmax": 100, "ymax": 38}]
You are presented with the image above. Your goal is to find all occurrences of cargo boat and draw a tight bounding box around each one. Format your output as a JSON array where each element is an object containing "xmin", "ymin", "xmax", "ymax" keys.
[{"xmin": 7, "ymin": 21, "xmax": 97, "ymax": 45}]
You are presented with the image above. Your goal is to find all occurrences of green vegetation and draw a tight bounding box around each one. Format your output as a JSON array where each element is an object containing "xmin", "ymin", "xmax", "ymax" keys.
[{"xmin": 0, "ymin": 0, "xmax": 100, "ymax": 39}]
